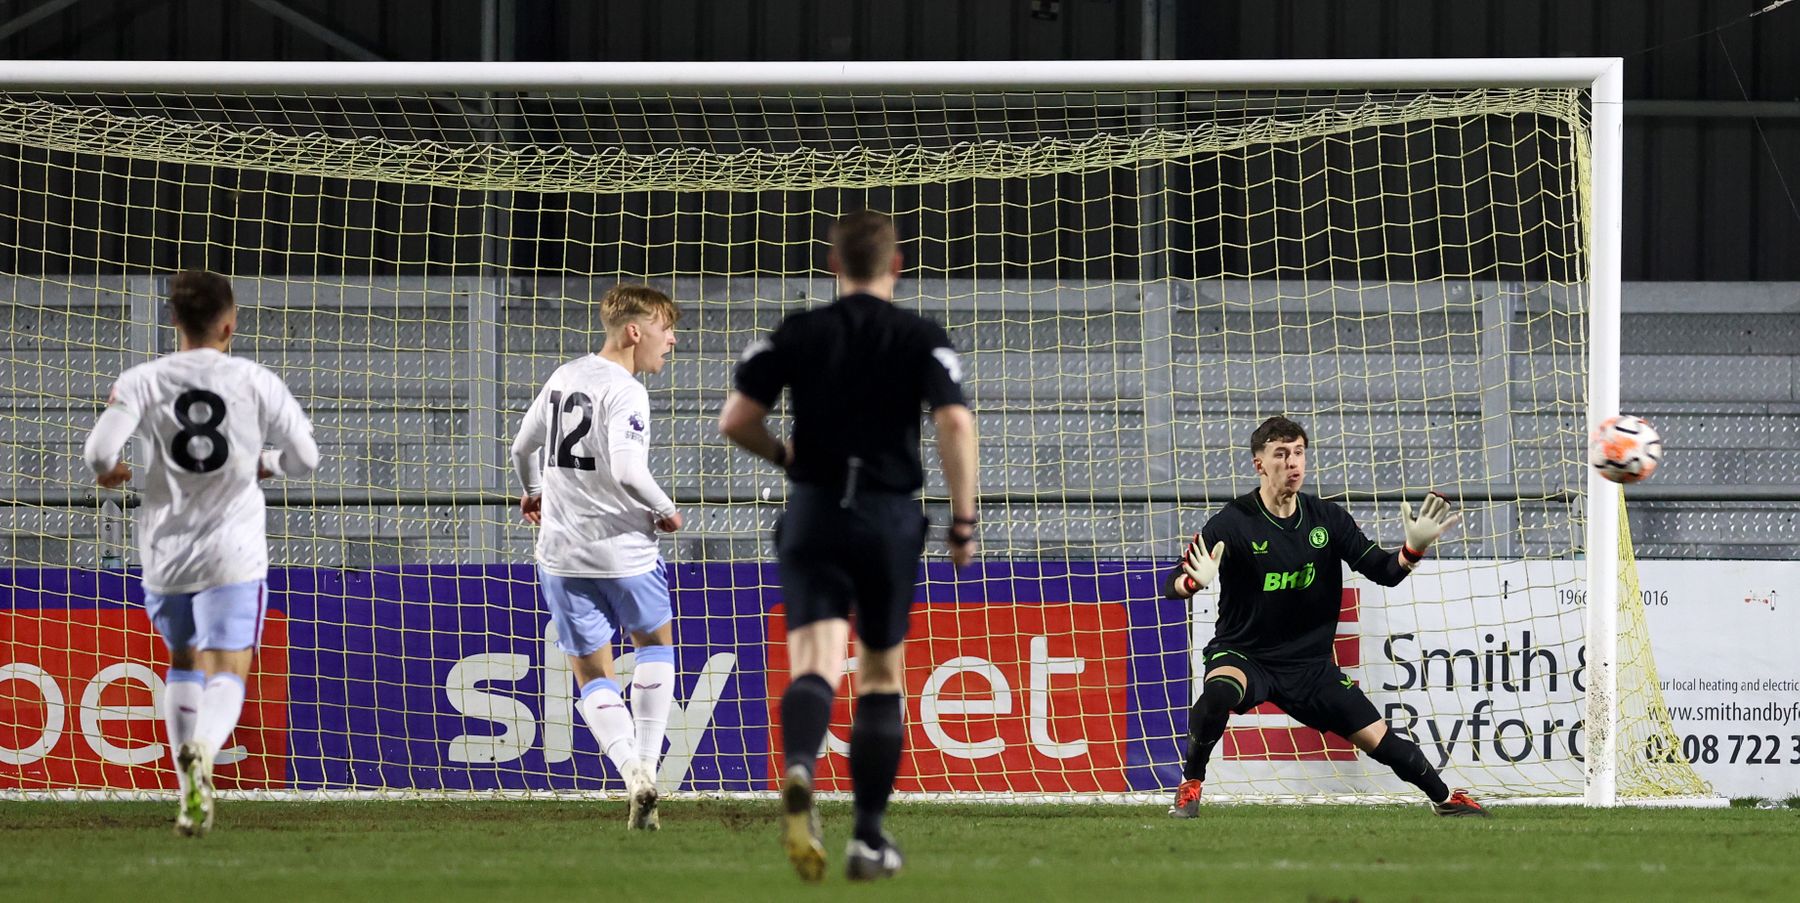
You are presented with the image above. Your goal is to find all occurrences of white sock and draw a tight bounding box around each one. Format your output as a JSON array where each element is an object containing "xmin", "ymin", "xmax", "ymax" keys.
[
  {"xmin": 578, "ymin": 678, "xmax": 640, "ymax": 780},
  {"xmin": 164, "ymin": 670, "xmax": 203, "ymax": 794},
  {"xmin": 630, "ymin": 657, "xmax": 677, "ymax": 776},
  {"xmin": 193, "ymin": 673, "xmax": 246, "ymax": 756}
]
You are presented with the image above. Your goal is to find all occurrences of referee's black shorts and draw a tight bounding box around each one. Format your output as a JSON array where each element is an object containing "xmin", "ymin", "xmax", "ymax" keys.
[
  {"xmin": 774, "ymin": 484, "xmax": 928, "ymax": 650},
  {"xmin": 1203, "ymin": 646, "xmax": 1384, "ymax": 739}
]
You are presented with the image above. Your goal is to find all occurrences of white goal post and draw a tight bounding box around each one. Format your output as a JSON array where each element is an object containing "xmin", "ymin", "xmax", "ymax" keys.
[{"xmin": 0, "ymin": 58, "xmax": 1707, "ymax": 807}]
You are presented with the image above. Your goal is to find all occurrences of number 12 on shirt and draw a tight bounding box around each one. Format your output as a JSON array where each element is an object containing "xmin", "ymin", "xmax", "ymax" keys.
[{"xmin": 545, "ymin": 390, "xmax": 596, "ymax": 471}]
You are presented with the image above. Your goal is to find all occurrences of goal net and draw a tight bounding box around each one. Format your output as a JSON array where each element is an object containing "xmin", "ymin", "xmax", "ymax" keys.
[{"xmin": 0, "ymin": 61, "xmax": 1707, "ymax": 803}]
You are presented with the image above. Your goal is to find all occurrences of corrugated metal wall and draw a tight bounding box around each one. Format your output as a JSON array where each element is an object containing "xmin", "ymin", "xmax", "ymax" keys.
[
  {"xmin": 545, "ymin": 0, "xmax": 1145, "ymax": 61},
  {"xmin": 0, "ymin": 0, "xmax": 490, "ymax": 61},
  {"xmin": 1184, "ymin": 0, "xmax": 1800, "ymax": 280},
  {"xmin": 0, "ymin": 0, "xmax": 1146, "ymax": 61},
  {"xmin": 1186, "ymin": 0, "xmax": 1796, "ymax": 99},
  {"xmin": 0, "ymin": 0, "xmax": 1792, "ymax": 279}
]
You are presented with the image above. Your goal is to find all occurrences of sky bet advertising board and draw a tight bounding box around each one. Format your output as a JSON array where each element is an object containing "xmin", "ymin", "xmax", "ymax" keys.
[
  {"xmin": 4, "ymin": 560, "xmax": 1781, "ymax": 797},
  {"xmin": 2, "ymin": 562, "xmax": 1189, "ymax": 794}
]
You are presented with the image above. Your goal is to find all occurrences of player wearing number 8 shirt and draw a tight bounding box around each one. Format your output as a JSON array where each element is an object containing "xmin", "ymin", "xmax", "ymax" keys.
[
  {"xmin": 509, "ymin": 284, "xmax": 683, "ymax": 832},
  {"xmin": 81, "ymin": 270, "xmax": 319, "ymax": 837},
  {"xmin": 1164, "ymin": 415, "xmax": 1488, "ymax": 818}
]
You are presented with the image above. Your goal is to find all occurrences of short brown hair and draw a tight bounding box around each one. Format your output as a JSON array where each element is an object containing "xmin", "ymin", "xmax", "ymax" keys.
[
  {"xmin": 829, "ymin": 210, "xmax": 898, "ymax": 283},
  {"xmin": 1250, "ymin": 415, "xmax": 1308, "ymax": 454},
  {"xmin": 168, "ymin": 270, "xmax": 235, "ymax": 339},
  {"xmin": 600, "ymin": 284, "xmax": 679, "ymax": 333}
]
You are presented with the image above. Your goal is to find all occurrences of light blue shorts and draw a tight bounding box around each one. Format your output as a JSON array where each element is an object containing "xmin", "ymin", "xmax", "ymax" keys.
[
  {"xmin": 538, "ymin": 561, "xmax": 672, "ymax": 657},
  {"xmin": 143, "ymin": 578, "xmax": 269, "ymax": 652}
]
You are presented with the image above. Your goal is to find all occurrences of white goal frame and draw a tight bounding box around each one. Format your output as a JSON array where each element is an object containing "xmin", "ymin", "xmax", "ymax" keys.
[{"xmin": 0, "ymin": 58, "xmax": 1627, "ymax": 806}]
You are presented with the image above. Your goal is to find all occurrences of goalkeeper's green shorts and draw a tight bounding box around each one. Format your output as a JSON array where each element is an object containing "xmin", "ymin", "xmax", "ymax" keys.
[{"xmin": 1203, "ymin": 647, "xmax": 1384, "ymax": 739}]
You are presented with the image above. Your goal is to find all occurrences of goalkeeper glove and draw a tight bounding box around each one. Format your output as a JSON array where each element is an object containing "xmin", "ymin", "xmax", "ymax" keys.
[
  {"xmin": 1175, "ymin": 533, "xmax": 1226, "ymax": 597},
  {"xmin": 1400, "ymin": 492, "xmax": 1461, "ymax": 563}
]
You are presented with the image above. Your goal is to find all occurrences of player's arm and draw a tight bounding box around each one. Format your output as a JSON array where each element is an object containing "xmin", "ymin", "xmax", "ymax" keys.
[
  {"xmin": 83, "ymin": 378, "xmax": 140, "ymax": 488},
  {"xmin": 921, "ymin": 326, "xmax": 978, "ymax": 568},
  {"xmin": 510, "ymin": 388, "xmax": 550, "ymax": 524},
  {"xmin": 258, "ymin": 376, "xmax": 320, "ymax": 480},
  {"xmin": 1163, "ymin": 524, "xmax": 1226, "ymax": 599},
  {"xmin": 1338, "ymin": 493, "xmax": 1460, "ymax": 587},
  {"xmin": 719, "ymin": 328, "xmax": 792, "ymax": 469},
  {"xmin": 933, "ymin": 405, "xmax": 978, "ymax": 566},
  {"xmin": 718, "ymin": 393, "xmax": 788, "ymax": 468},
  {"xmin": 609, "ymin": 384, "xmax": 680, "ymax": 531}
]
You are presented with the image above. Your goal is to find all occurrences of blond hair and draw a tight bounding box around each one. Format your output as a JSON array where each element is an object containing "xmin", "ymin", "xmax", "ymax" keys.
[{"xmin": 600, "ymin": 284, "xmax": 680, "ymax": 333}]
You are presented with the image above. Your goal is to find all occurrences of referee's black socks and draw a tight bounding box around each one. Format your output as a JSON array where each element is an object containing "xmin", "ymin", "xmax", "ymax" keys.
[
  {"xmin": 850, "ymin": 692, "xmax": 904, "ymax": 847},
  {"xmin": 1184, "ymin": 676, "xmax": 1243, "ymax": 782},
  {"xmin": 1367, "ymin": 730, "xmax": 1450, "ymax": 803},
  {"xmin": 780, "ymin": 673, "xmax": 836, "ymax": 777}
]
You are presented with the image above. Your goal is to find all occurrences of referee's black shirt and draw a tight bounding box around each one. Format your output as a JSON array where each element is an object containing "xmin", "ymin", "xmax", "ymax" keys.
[{"xmin": 733, "ymin": 292, "xmax": 967, "ymax": 494}]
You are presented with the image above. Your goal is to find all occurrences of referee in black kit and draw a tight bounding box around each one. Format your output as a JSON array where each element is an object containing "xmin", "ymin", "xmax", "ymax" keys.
[{"xmin": 718, "ymin": 210, "xmax": 979, "ymax": 884}]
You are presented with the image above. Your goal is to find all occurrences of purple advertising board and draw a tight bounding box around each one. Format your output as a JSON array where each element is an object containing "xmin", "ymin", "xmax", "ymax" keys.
[{"xmin": 2, "ymin": 562, "xmax": 1192, "ymax": 793}]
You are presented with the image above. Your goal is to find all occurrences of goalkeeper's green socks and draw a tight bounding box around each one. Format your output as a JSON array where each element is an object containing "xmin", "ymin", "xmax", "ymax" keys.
[
  {"xmin": 1184, "ymin": 676, "xmax": 1243, "ymax": 781},
  {"xmin": 1369, "ymin": 730, "xmax": 1450, "ymax": 803}
]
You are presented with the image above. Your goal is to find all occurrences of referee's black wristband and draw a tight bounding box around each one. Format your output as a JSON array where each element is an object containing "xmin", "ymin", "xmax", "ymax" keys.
[{"xmin": 948, "ymin": 515, "xmax": 978, "ymax": 546}]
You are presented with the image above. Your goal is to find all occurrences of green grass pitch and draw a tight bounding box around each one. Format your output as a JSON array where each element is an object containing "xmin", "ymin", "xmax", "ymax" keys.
[{"xmin": 4, "ymin": 800, "xmax": 1797, "ymax": 901}]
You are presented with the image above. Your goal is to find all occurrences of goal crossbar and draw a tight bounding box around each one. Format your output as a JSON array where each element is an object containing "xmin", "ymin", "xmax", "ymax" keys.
[{"xmin": 0, "ymin": 57, "xmax": 1622, "ymax": 91}]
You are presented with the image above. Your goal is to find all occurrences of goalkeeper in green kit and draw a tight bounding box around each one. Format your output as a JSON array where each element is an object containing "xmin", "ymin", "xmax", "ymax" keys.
[{"xmin": 1164, "ymin": 416, "xmax": 1489, "ymax": 817}]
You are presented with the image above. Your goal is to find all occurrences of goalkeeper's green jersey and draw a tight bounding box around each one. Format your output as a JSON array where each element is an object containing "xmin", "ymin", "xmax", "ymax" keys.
[{"xmin": 1168, "ymin": 490, "xmax": 1411, "ymax": 665}]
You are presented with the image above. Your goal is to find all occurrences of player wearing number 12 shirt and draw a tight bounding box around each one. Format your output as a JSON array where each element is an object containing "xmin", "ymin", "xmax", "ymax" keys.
[
  {"xmin": 510, "ymin": 284, "xmax": 683, "ymax": 831},
  {"xmin": 82, "ymin": 270, "xmax": 319, "ymax": 837}
]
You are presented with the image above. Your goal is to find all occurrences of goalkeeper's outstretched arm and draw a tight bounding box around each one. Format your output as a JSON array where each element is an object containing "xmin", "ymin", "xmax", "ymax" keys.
[
  {"xmin": 1341, "ymin": 492, "xmax": 1461, "ymax": 587},
  {"xmin": 1162, "ymin": 532, "xmax": 1225, "ymax": 599}
]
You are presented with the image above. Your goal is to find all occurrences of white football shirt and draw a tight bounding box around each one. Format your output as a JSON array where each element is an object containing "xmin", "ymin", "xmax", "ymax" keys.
[
  {"xmin": 512, "ymin": 355, "xmax": 672, "ymax": 579},
  {"xmin": 104, "ymin": 349, "xmax": 315, "ymax": 594}
]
